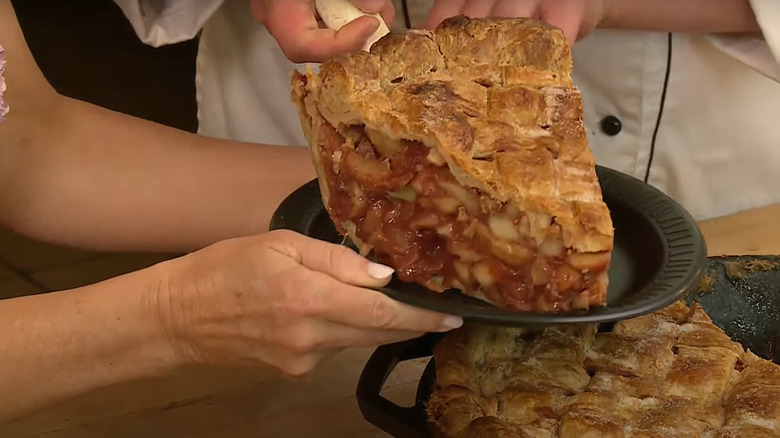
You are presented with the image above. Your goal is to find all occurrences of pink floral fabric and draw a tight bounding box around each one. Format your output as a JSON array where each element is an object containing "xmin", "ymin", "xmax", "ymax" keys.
[{"xmin": 0, "ymin": 45, "xmax": 7, "ymax": 124}]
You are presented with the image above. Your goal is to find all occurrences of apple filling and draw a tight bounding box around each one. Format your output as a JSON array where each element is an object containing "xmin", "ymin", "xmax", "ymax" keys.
[{"xmin": 317, "ymin": 118, "xmax": 609, "ymax": 312}]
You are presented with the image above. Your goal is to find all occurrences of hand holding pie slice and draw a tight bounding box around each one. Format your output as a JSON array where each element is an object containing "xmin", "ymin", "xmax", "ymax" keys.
[{"xmin": 290, "ymin": 15, "xmax": 614, "ymax": 313}]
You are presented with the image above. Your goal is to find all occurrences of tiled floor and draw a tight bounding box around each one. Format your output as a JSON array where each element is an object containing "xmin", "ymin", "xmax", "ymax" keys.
[{"xmin": 0, "ymin": 229, "xmax": 177, "ymax": 299}]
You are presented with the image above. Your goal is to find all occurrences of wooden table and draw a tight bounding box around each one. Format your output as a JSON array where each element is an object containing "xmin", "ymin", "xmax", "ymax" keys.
[{"xmin": 4, "ymin": 204, "xmax": 780, "ymax": 438}]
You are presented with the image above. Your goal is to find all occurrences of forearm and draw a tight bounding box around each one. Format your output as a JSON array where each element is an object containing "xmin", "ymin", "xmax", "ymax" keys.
[
  {"xmin": 601, "ymin": 0, "xmax": 761, "ymax": 33},
  {"xmin": 0, "ymin": 95, "xmax": 315, "ymax": 253},
  {"xmin": 0, "ymin": 0, "xmax": 315, "ymax": 253},
  {"xmin": 0, "ymin": 266, "xmax": 180, "ymax": 423}
]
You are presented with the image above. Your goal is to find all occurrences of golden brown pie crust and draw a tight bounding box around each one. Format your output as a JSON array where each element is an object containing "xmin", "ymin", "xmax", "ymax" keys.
[
  {"xmin": 428, "ymin": 301, "xmax": 780, "ymax": 437},
  {"xmin": 290, "ymin": 16, "xmax": 614, "ymax": 312}
]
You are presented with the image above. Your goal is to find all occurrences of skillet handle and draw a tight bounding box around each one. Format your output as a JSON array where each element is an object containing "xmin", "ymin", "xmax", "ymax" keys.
[{"xmin": 356, "ymin": 333, "xmax": 443, "ymax": 438}]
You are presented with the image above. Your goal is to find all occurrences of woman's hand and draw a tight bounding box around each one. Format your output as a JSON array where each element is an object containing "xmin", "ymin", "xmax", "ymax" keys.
[
  {"xmin": 424, "ymin": 0, "xmax": 607, "ymax": 43},
  {"xmin": 154, "ymin": 229, "xmax": 462, "ymax": 377},
  {"xmin": 249, "ymin": 0, "xmax": 395, "ymax": 63}
]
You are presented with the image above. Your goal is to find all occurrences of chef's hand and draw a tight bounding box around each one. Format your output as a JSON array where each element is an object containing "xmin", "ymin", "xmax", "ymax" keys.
[
  {"xmin": 154, "ymin": 229, "xmax": 462, "ymax": 377},
  {"xmin": 424, "ymin": 0, "xmax": 607, "ymax": 43},
  {"xmin": 249, "ymin": 0, "xmax": 395, "ymax": 63}
]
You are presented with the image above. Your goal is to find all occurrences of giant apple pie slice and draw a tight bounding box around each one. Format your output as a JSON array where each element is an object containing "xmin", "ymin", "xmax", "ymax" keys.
[
  {"xmin": 428, "ymin": 301, "xmax": 780, "ymax": 437},
  {"xmin": 290, "ymin": 16, "xmax": 614, "ymax": 312}
]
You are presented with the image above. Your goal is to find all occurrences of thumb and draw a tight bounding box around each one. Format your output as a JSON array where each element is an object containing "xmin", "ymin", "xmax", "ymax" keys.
[
  {"xmin": 275, "ymin": 230, "xmax": 395, "ymax": 288},
  {"xmin": 332, "ymin": 14, "xmax": 382, "ymax": 50}
]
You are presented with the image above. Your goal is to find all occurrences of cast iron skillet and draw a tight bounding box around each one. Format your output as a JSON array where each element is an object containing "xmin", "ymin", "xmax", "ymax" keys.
[
  {"xmin": 269, "ymin": 166, "xmax": 707, "ymax": 325},
  {"xmin": 355, "ymin": 256, "xmax": 780, "ymax": 438}
]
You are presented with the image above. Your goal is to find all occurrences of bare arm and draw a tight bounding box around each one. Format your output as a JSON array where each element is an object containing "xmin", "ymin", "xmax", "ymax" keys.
[
  {"xmin": 0, "ymin": 0, "xmax": 314, "ymax": 253},
  {"xmin": 0, "ymin": 2, "xmax": 457, "ymax": 423},
  {"xmin": 424, "ymin": 0, "xmax": 762, "ymax": 46},
  {"xmin": 0, "ymin": 230, "xmax": 461, "ymax": 424},
  {"xmin": 0, "ymin": 267, "xmax": 179, "ymax": 422},
  {"xmin": 601, "ymin": 0, "xmax": 761, "ymax": 33}
]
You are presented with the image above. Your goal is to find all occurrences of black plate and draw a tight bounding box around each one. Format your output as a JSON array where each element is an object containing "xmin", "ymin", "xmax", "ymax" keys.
[
  {"xmin": 354, "ymin": 256, "xmax": 780, "ymax": 438},
  {"xmin": 270, "ymin": 166, "xmax": 707, "ymax": 325}
]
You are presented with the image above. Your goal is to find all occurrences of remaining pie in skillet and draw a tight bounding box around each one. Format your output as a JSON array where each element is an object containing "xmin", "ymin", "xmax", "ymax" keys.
[
  {"xmin": 428, "ymin": 301, "xmax": 780, "ymax": 437},
  {"xmin": 290, "ymin": 16, "xmax": 614, "ymax": 312}
]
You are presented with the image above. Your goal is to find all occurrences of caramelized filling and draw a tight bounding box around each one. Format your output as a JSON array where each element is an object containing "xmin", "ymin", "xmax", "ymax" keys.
[{"xmin": 318, "ymin": 118, "xmax": 608, "ymax": 312}]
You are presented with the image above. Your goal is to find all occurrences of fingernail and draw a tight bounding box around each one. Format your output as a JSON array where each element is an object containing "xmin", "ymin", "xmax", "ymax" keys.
[
  {"xmin": 363, "ymin": 17, "xmax": 380, "ymax": 33},
  {"xmin": 440, "ymin": 316, "xmax": 463, "ymax": 331},
  {"xmin": 367, "ymin": 262, "xmax": 395, "ymax": 279}
]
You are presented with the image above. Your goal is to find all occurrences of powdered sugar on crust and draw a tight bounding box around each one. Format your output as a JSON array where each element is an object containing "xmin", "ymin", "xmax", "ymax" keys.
[{"xmin": 0, "ymin": 45, "xmax": 7, "ymax": 124}]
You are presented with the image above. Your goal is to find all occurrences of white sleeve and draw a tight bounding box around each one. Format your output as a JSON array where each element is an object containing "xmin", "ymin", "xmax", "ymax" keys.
[
  {"xmin": 708, "ymin": 0, "xmax": 780, "ymax": 82},
  {"xmin": 112, "ymin": 0, "xmax": 225, "ymax": 47}
]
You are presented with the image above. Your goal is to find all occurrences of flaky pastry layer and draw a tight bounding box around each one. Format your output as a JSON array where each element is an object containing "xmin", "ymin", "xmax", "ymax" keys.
[
  {"xmin": 429, "ymin": 301, "xmax": 780, "ymax": 437},
  {"xmin": 291, "ymin": 16, "xmax": 614, "ymax": 312}
]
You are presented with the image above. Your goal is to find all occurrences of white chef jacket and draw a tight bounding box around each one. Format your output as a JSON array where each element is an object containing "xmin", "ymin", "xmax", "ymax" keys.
[{"xmin": 113, "ymin": 0, "xmax": 780, "ymax": 221}]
